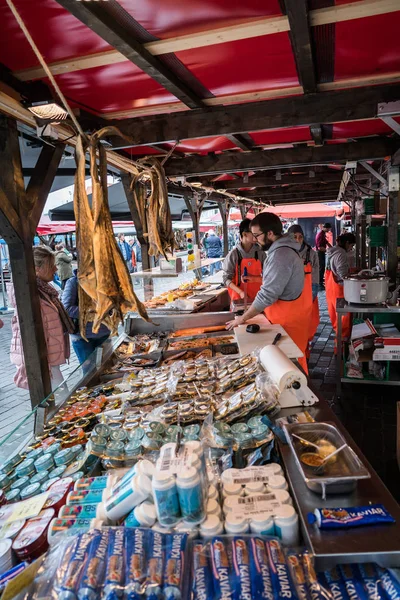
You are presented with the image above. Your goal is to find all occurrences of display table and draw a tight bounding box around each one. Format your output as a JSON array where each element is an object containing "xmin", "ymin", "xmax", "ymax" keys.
[
  {"xmin": 235, "ymin": 314, "xmax": 303, "ymax": 359},
  {"xmin": 279, "ymin": 396, "xmax": 400, "ymax": 569},
  {"xmin": 336, "ymin": 298, "xmax": 400, "ymax": 396},
  {"xmin": 133, "ymin": 257, "xmax": 223, "ymax": 279}
]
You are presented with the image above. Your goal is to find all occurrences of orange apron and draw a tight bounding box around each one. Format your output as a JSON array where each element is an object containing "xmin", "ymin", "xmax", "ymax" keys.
[
  {"xmin": 325, "ymin": 269, "xmax": 351, "ymax": 340},
  {"xmin": 227, "ymin": 250, "xmax": 263, "ymax": 303},
  {"xmin": 264, "ymin": 262, "xmax": 312, "ymax": 374}
]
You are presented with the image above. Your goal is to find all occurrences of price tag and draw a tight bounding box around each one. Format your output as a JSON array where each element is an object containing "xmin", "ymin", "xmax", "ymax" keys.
[
  {"xmin": 230, "ymin": 493, "xmax": 282, "ymax": 518},
  {"xmin": 226, "ymin": 466, "xmax": 274, "ymax": 485},
  {"xmin": 6, "ymin": 492, "xmax": 49, "ymax": 523},
  {"xmin": 158, "ymin": 446, "xmax": 190, "ymax": 475}
]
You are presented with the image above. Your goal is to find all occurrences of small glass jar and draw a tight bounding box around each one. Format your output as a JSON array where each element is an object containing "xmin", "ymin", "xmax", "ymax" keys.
[
  {"xmin": 110, "ymin": 430, "xmax": 128, "ymax": 443},
  {"xmin": 89, "ymin": 435, "xmax": 107, "ymax": 456},
  {"xmin": 231, "ymin": 423, "xmax": 249, "ymax": 434},
  {"xmin": 35, "ymin": 454, "xmax": 55, "ymax": 473},
  {"xmin": 15, "ymin": 459, "xmax": 35, "ymax": 478},
  {"xmin": 54, "ymin": 448, "xmax": 74, "ymax": 467},
  {"xmin": 142, "ymin": 433, "xmax": 163, "ymax": 450},
  {"xmin": 93, "ymin": 423, "xmax": 110, "ymax": 439},
  {"xmin": 20, "ymin": 483, "xmax": 41, "ymax": 500},
  {"xmin": 106, "ymin": 441, "xmax": 125, "ymax": 459},
  {"xmin": 148, "ymin": 422, "xmax": 165, "ymax": 435},
  {"xmin": 129, "ymin": 428, "xmax": 145, "ymax": 441}
]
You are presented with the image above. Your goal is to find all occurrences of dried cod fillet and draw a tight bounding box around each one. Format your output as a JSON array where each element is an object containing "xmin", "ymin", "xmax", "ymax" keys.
[{"xmin": 74, "ymin": 129, "xmax": 150, "ymax": 339}]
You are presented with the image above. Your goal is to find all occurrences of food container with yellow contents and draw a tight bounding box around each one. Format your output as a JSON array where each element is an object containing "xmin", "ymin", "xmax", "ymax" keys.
[{"xmin": 284, "ymin": 422, "xmax": 370, "ymax": 496}]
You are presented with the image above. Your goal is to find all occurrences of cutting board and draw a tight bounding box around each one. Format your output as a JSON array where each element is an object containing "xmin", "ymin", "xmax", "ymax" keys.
[{"xmin": 234, "ymin": 314, "xmax": 303, "ymax": 358}]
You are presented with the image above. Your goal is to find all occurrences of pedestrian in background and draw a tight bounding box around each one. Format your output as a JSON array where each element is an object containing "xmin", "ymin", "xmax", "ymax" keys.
[
  {"xmin": 117, "ymin": 233, "xmax": 133, "ymax": 272},
  {"xmin": 9, "ymin": 246, "xmax": 73, "ymax": 390},
  {"xmin": 315, "ymin": 222, "xmax": 332, "ymax": 288},
  {"xmin": 55, "ymin": 243, "xmax": 73, "ymax": 289},
  {"xmin": 62, "ymin": 269, "xmax": 110, "ymax": 365},
  {"xmin": 206, "ymin": 229, "xmax": 223, "ymax": 274}
]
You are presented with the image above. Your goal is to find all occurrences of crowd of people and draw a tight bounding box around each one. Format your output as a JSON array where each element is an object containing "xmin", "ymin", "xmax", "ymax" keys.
[{"xmin": 6, "ymin": 220, "xmax": 356, "ymax": 392}]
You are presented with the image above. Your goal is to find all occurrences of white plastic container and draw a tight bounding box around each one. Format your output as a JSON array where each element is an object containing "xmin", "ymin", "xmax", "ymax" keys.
[
  {"xmin": 208, "ymin": 484, "xmax": 218, "ymax": 500},
  {"xmin": 125, "ymin": 501, "xmax": 157, "ymax": 527},
  {"xmin": 222, "ymin": 497, "xmax": 236, "ymax": 515},
  {"xmin": 272, "ymin": 489, "xmax": 292, "ymax": 506},
  {"xmin": 222, "ymin": 482, "xmax": 243, "ymax": 497},
  {"xmin": 267, "ymin": 475, "xmax": 288, "ymax": 491},
  {"xmin": 152, "ymin": 472, "xmax": 181, "ymax": 526},
  {"xmin": 244, "ymin": 482, "xmax": 264, "ymax": 496},
  {"xmin": 104, "ymin": 474, "xmax": 152, "ymax": 521},
  {"xmin": 176, "ymin": 467, "xmax": 205, "ymax": 524},
  {"xmin": 220, "ymin": 469, "xmax": 238, "ymax": 486},
  {"xmin": 265, "ymin": 463, "xmax": 283, "ymax": 476},
  {"xmin": 200, "ymin": 514, "xmax": 224, "ymax": 537},
  {"xmin": 152, "ymin": 522, "xmax": 171, "ymax": 534},
  {"xmin": 187, "ymin": 455, "xmax": 201, "ymax": 472},
  {"xmin": 274, "ymin": 505, "xmax": 299, "ymax": 546},
  {"xmin": 250, "ymin": 514, "xmax": 275, "ymax": 535},
  {"xmin": 207, "ymin": 498, "xmax": 222, "ymax": 517},
  {"xmin": 224, "ymin": 514, "xmax": 250, "ymax": 534},
  {"xmin": 111, "ymin": 459, "xmax": 155, "ymax": 497}
]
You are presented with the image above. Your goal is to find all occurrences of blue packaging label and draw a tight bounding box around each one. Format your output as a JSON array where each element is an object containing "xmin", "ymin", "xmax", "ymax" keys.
[
  {"xmin": 232, "ymin": 538, "xmax": 251, "ymax": 600},
  {"xmin": 153, "ymin": 485, "xmax": 181, "ymax": 524},
  {"xmin": 192, "ymin": 542, "xmax": 213, "ymax": 600},
  {"xmin": 125, "ymin": 528, "xmax": 149, "ymax": 600},
  {"xmin": 68, "ymin": 489, "xmax": 103, "ymax": 505},
  {"xmin": 103, "ymin": 528, "xmax": 125, "ymax": 600},
  {"xmin": 266, "ymin": 539, "xmax": 296, "ymax": 600},
  {"xmin": 302, "ymin": 552, "xmax": 328, "ymax": 600},
  {"xmin": 210, "ymin": 537, "xmax": 235, "ymax": 600},
  {"xmin": 339, "ymin": 564, "xmax": 368, "ymax": 600},
  {"xmin": 163, "ymin": 533, "xmax": 188, "ymax": 600},
  {"xmin": 177, "ymin": 482, "xmax": 202, "ymax": 521},
  {"xmin": 61, "ymin": 505, "xmax": 98, "ymax": 519},
  {"xmin": 78, "ymin": 530, "xmax": 109, "ymax": 600},
  {"xmin": 376, "ymin": 566, "xmax": 400, "ymax": 600},
  {"xmin": 249, "ymin": 538, "xmax": 274, "ymax": 600},
  {"xmin": 324, "ymin": 567, "xmax": 348, "ymax": 600},
  {"xmin": 75, "ymin": 477, "xmax": 109, "ymax": 491},
  {"xmin": 315, "ymin": 504, "xmax": 395, "ymax": 529},
  {"xmin": 145, "ymin": 530, "xmax": 164, "ymax": 600},
  {"xmin": 355, "ymin": 564, "xmax": 385, "ymax": 600},
  {"xmin": 60, "ymin": 532, "xmax": 93, "ymax": 600},
  {"xmin": 124, "ymin": 510, "xmax": 141, "ymax": 528},
  {"xmin": 286, "ymin": 551, "xmax": 308, "ymax": 600}
]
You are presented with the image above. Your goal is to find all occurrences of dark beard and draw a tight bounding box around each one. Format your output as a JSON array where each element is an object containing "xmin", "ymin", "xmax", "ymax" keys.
[{"xmin": 261, "ymin": 241, "xmax": 272, "ymax": 251}]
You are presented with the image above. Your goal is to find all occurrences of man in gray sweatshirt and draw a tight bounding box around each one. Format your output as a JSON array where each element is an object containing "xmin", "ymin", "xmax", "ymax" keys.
[{"xmin": 227, "ymin": 212, "xmax": 310, "ymax": 372}]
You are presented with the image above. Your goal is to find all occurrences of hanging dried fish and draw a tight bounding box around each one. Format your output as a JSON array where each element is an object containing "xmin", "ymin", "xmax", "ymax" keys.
[
  {"xmin": 74, "ymin": 129, "xmax": 150, "ymax": 340},
  {"xmin": 132, "ymin": 158, "xmax": 175, "ymax": 259}
]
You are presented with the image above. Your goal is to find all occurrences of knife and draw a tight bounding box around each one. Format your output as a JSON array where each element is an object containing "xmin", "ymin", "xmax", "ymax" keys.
[{"xmin": 243, "ymin": 266, "xmax": 248, "ymax": 311}]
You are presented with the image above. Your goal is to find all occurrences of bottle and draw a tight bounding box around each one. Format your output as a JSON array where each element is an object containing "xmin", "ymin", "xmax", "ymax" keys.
[
  {"xmin": 176, "ymin": 467, "xmax": 204, "ymax": 524},
  {"xmin": 243, "ymin": 482, "xmax": 264, "ymax": 496},
  {"xmin": 220, "ymin": 469, "xmax": 239, "ymax": 486},
  {"xmin": 274, "ymin": 505, "xmax": 299, "ymax": 546},
  {"xmin": 222, "ymin": 482, "xmax": 243, "ymax": 497},
  {"xmin": 224, "ymin": 514, "xmax": 250, "ymax": 534},
  {"xmin": 73, "ymin": 475, "xmax": 116, "ymax": 492},
  {"xmin": 185, "ymin": 440, "xmax": 206, "ymax": 470},
  {"xmin": 112, "ymin": 459, "xmax": 155, "ymax": 497},
  {"xmin": 250, "ymin": 514, "xmax": 275, "ymax": 535},
  {"xmin": 266, "ymin": 475, "xmax": 288, "ymax": 491},
  {"xmin": 124, "ymin": 501, "xmax": 157, "ymax": 528},
  {"xmin": 104, "ymin": 474, "xmax": 152, "ymax": 521},
  {"xmin": 200, "ymin": 514, "xmax": 224, "ymax": 537},
  {"xmin": 152, "ymin": 472, "xmax": 181, "ymax": 526},
  {"xmin": 59, "ymin": 503, "xmax": 105, "ymax": 521},
  {"xmin": 206, "ymin": 498, "xmax": 222, "ymax": 517}
]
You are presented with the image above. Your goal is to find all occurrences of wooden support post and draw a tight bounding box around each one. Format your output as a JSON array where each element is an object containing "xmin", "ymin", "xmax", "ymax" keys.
[
  {"xmin": 121, "ymin": 174, "xmax": 151, "ymax": 271},
  {"xmin": 387, "ymin": 166, "xmax": 400, "ymax": 284},
  {"xmin": 0, "ymin": 116, "xmax": 54, "ymax": 412},
  {"xmin": 218, "ymin": 201, "xmax": 231, "ymax": 257},
  {"xmin": 183, "ymin": 191, "xmax": 205, "ymax": 247},
  {"xmin": 239, "ymin": 205, "xmax": 247, "ymax": 219}
]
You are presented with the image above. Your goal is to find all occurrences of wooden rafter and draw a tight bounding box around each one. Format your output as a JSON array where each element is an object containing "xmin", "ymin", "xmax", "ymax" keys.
[
  {"xmin": 164, "ymin": 138, "xmax": 399, "ymax": 177},
  {"xmin": 53, "ymin": 0, "xmax": 205, "ymax": 109},
  {"xmin": 226, "ymin": 134, "xmax": 255, "ymax": 152},
  {"xmin": 197, "ymin": 172, "xmax": 368, "ymax": 189},
  {"xmin": 15, "ymin": 0, "xmax": 400, "ymax": 82},
  {"xmin": 108, "ymin": 85, "xmax": 400, "ymax": 147},
  {"xmin": 283, "ymin": 0, "xmax": 316, "ymax": 94}
]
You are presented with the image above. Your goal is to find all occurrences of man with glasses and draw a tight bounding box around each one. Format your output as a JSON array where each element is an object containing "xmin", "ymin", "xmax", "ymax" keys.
[{"xmin": 227, "ymin": 212, "xmax": 311, "ymax": 373}]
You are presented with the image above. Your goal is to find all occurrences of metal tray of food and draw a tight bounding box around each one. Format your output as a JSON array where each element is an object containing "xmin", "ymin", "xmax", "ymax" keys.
[{"xmin": 283, "ymin": 422, "xmax": 370, "ymax": 495}]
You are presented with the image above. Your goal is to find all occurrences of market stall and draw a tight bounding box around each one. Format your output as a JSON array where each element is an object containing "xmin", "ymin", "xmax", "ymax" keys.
[{"xmin": 0, "ymin": 311, "xmax": 399, "ymax": 598}]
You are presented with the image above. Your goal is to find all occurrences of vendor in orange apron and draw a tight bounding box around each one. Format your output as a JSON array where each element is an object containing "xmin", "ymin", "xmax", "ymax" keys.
[
  {"xmin": 226, "ymin": 213, "xmax": 312, "ymax": 374},
  {"xmin": 287, "ymin": 225, "xmax": 320, "ymax": 355},
  {"xmin": 325, "ymin": 232, "xmax": 356, "ymax": 343},
  {"xmin": 222, "ymin": 219, "xmax": 265, "ymax": 308}
]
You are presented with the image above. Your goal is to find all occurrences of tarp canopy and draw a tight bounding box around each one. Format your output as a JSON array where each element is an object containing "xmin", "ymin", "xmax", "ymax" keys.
[{"xmin": 259, "ymin": 202, "xmax": 350, "ymax": 219}]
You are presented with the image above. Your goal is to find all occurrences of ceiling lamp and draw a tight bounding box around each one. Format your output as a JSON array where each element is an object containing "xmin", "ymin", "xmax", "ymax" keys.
[{"xmin": 23, "ymin": 99, "xmax": 68, "ymax": 126}]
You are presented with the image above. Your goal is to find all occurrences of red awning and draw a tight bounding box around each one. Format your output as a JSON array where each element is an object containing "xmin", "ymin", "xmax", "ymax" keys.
[{"xmin": 259, "ymin": 203, "xmax": 350, "ymax": 219}]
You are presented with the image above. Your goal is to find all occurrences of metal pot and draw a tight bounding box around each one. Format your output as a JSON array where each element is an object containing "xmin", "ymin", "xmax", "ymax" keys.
[{"xmin": 343, "ymin": 269, "xmax": 390, "ymax": 304}]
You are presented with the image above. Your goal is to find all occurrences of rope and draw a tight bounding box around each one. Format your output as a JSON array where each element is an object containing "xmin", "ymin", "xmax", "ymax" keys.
[
  {"xmin": 5, "ymin": 0, "xmax": 87, "ymax": 141},
  {"xmin": 160, "ymin": 140, "xmax": 179, "ymax": 166}
]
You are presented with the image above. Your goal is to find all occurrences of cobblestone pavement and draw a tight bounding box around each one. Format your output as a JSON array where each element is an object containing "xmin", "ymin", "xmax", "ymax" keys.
[
  {"xmin": 0, "ymin": 312, "xmax": 79, "ymax": 441},
  {"xmin": 0, "ymin": 291, "xmax": 398, "ymax": 500}
]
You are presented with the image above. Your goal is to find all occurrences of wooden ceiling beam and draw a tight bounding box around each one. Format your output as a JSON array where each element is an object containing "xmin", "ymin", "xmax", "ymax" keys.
[
  {"xmin": 108, "ymin": 85, "xmax": 400, "ymax": 147},
  {"xmin": 283, "ymin": 0, "xmax": 317, "ymax": 94},
  {"xmin": 195, "ymin": 172, "xmax": 369, "ymax": 189},
  {"xmin": 226, "ymin": 134, "xmax": 255, "ymax": 152},
  {"xmin": 15, "ymin": 0, "xmax": 400, "ymax": 81},
  {"xmin": 53, "ymin": 0, "xmax": 205, "ymax": 109},
  {"xmin": 164, "ymin": 138, "xmax": 398, "ymax": 177}
]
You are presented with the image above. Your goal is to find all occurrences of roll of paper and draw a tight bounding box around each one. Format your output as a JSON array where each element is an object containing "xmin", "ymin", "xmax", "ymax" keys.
[{"xmin": 259, "ymin": 345, "xmax": 307, "ymax": 391}]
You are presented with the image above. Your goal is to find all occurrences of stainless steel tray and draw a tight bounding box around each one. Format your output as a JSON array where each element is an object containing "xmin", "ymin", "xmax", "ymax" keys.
[{"xmin": 283, "ymin": 422, "xmax": 370, "ymax": 495}]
